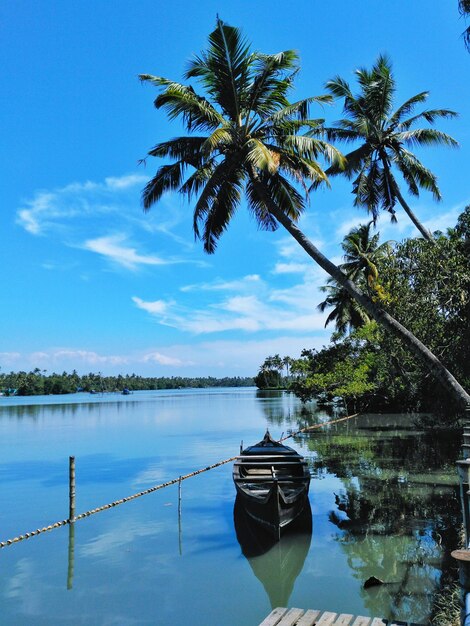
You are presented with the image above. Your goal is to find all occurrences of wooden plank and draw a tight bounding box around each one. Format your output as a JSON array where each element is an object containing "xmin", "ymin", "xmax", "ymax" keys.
[
  {"xmin": 277, "ymin": 608, "xmax": 306, "ymax": 626},
  {"xmin": 316, "ymin": 612, "xmax": 338, "ymax": 625},
  {"xmin": 295, "ymin": 610, "xmax": 321, "ymax": 626},
  {"xmin": 370, "ymin": 619, "xmax": 387, "ymax": 626},
  {"xmin": 351, "ymin": 618, "xmax": 371, "ymax": 626},
  {"xmin": 333, "ymin": 614, "xmax": 354, "ymax": 625},
  {"xmin": 259, "ymin": 607, "xmax": 289, "ymax": 626}
]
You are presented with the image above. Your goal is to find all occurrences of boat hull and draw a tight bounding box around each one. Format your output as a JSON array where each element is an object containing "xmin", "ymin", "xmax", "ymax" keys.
[{"xmin": 233, "ymin": 431, "xmax": 310, "ymax": 538}]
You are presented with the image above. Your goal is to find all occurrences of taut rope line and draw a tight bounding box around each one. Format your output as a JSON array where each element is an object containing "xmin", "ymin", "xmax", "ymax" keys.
[{"xmin": 0, "ymin": 411, "xmax": 359, "ymax": 549}]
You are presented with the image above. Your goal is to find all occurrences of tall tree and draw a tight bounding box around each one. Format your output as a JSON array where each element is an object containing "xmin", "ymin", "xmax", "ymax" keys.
[
  {"xmin": 139, "ymin": 20, "xmax": 470, "ymax": 411},
  {"xmin": 323, "ymin": 56, "xmax": 458, "ymax": 241}
]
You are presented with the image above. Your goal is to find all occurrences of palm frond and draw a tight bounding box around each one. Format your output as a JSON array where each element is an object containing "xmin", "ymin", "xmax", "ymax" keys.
[
  {"xmin": 147, "ymin": 136, "xmax": 208, "ymax": 166},
  {"xmin": 397, "ymin": 128, "xmax": 459, "ymax": 148},
  {"xmin": 245, "ymin": 178, "xmax": 278, "ymax": 231},
  {"xmin": 245, "ymin": 138, "xmax": 278, "ymax": 174},
  {"xmin": 393, "ymin": 149, "xmax": 441, "ymax": 200},
  {"xmin": 353, "ymin": 160, "xmax": 383, "ymax": 220},
  {"xmin": 142, "ymin": 161, "xmax": 186, "ymax": 210},
  {"xmin": 201, "ymin": 127, "xmax": 234, "ymax": 155},
  {"xmin": 398, "ymin": 108, "xmax": 458, "ymax": 131},
  {"xmin": 185, "ymin": 19, "xmax": 252, "ymax": 123},
  {"xmin": 325, "ymin": 76, "xmax": 354, "ymax": 102},
  {"xmin": 388, "ymin": 91, "xmax": 429, "ymax": 126},
  {"xmin": 179, "ymin": 160, "xmax": 217, "ymax": 200},
  {"xmin": 192, "ymin": 154, "xmax": 245, "ymax": 252},
  {"xmin": 246, "ymin": 50, "xmax": 299, "ymax": 118},
  {"xmin": 144, "ymin": 79, "xmax": 224, "ymax": 131},
  {"xmin": 262, "ymin": 172, "xmax": 306, "ymax": 222}
]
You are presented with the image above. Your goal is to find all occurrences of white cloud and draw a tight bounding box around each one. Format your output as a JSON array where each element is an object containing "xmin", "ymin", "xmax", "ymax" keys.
[
  {"xmin": 0, "ymin": 351, "xmax": 22, "ymax": 365},
  {"xmin": 180, "ymin": 274, "xmax": 261, "ymax": 292},
  {"xmin": 16, "ymin": 174, "xmax": 149, "ymax": 235},
  {"xmin": 141, "ymin": 352, "xmax": 192, "ymax": 366},
  {"xmin": 132, "ymin": 297, "xmax": 170, "ymax": 315},
  {"xmin": 83, "ymin": 234, "xmax": 170, "ymax": 270},
  {"xmin": 273, "ymin": 262, "xmax": 311, "ymax": 274},
  {"xmin": 104, "ymin": 174, "xmax": 147, "ymax": 190},
  {"xmin": 27, "ymin": 349, "xmax": 128, "ymax": 368},
  {"xmin": 132, "ymin": 284, "xmax": 328, "ymax": 334}
]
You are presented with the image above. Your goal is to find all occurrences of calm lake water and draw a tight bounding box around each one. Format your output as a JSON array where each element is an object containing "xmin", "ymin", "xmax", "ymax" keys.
[{"xmin": 0, "ymin": 388, "xmax": 462, "ymax": 625}]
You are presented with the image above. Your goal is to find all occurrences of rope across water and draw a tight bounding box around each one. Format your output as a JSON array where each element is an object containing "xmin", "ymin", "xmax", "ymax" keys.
[{"xmin": 0, "ymin": 411, "xmax": 359, "ymax": 549}]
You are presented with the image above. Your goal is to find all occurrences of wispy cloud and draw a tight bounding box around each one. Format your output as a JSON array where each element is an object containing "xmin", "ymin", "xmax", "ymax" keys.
[
  {"xmin": 141, "ymin": 352, "xmax": 193, "ymax": 366},
  {"xmin": 180, "ymin": 274, "xmax": 261, "ymax": 293},
  {"xmin": 132, "ymin": 297, "xmax": 170, "ymax": 315},
  {"xmin": 132, "ymin": 286, "xmax": 327, "ymax": 335},
  {"xmin": 15, "ymin": 173, "xmax": 196, "ymax": 271},
  {"xmin": 82, "ymin": 234, "xmax": 173, "ymax": 270}
]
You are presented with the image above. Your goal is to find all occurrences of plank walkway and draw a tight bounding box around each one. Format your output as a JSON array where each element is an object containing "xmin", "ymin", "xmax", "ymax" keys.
[{"xmin": 259, "ymin": 607, "xmax": 423, "ymax": 626}]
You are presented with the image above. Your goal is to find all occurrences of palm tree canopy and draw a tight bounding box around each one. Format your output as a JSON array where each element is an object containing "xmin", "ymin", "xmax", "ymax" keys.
[
  {"xmin": 318, "ymin": 281, "xmax": 371, "ymax": 336},
  {"xmin": 139, "ymin": 19, "xmax": 344, "ymax": 253},
  {"xmin": 318, "ymin": 222, "xmax": 391, "ymax": 335},
  {"xmin": 321, "ymin": 55, "xmax": 458, "ymax": 227}
]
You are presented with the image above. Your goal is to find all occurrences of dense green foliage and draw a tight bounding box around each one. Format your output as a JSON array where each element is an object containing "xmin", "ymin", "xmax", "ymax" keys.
[
  {"xmin": 258, "ymin": 208, "xmax": 470, "ymax": 413},
  {"xmin": 0, "ymin": 369, "xmax": 254, "ymax": 396}
]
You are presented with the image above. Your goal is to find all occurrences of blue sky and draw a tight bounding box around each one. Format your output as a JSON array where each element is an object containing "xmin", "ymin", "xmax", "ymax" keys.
[{"xmin": 2, "ymin": 1, "xmax": 470, "ymax": 378}]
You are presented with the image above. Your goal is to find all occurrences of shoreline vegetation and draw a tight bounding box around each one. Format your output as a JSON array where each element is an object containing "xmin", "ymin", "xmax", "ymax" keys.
[
  {"xmin": 0, "ymin": 369, "xmax": 254, "ymax": 397},
  {"xmin": 255, "ymin": 208, "xmax": 470, "ymax": 417}
]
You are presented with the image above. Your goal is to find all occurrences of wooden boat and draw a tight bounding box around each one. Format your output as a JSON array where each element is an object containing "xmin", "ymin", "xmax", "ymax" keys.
[{"xmin": 233, "ymin": 431, "xmax": 310, "ymax": 538}]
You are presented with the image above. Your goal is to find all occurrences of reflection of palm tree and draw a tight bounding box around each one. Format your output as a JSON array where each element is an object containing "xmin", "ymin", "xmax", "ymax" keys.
[
  {"xmin": 139, "ymin": 20, "xmax": 470, "ymax": 409},
  {"xmin": 323, "ymin": 56, "xmax": 457, "ymax": 241}
]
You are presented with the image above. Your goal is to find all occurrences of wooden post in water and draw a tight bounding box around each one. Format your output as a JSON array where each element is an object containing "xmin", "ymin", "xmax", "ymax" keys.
[
  {"xmin": 69, "ymin": 456, "xmax": 76, "ymax": 522},
  {"xmin": 178, "ymin": 476, "xmax": 183, "ymax": 555},
  {"xmin": 67, "ymin": 521, "xmax": 75, "ymax": 590},
  {"xmin": 67, "ymin": 456, "xmax": 76, "ymax": 590}
]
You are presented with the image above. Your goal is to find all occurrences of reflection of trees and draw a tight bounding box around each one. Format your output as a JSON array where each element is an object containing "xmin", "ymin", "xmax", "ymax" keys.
[
  {"xmin": 303, "ymin": 420, "xmax": 461, "ymax": 623},
  {"xmin": 256, "ymin": 391, "xmax": 327, "ymax": 432}
]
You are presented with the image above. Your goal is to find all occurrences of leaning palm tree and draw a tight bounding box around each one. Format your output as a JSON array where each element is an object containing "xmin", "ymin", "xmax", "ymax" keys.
[
  {"xmin": 139, "ymin": 20, "xmax": 470, "ymax": 410},
  {"xmin": 323, "ymin": 55, "xmax": 458, "ymax": 241}
]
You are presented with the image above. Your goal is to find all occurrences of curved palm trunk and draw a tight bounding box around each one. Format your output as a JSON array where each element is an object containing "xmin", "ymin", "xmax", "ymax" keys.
[
  {"xmin": 250, "ymin": 175, "xmax": 470, "ymax": 410},
  {"xmin": 394, "ymin": 187, "xmax": 435, "ymax": 242},
  {"xmin": 382, "ymin": 159, "xmax": 435, "ymax": 242}
]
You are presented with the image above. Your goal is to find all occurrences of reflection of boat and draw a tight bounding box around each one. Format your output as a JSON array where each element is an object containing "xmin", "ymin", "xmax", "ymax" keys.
[
  {"xmin": 233, "ymin": 431, "xmax": 310, "ymax": 538},
  {"xmin": 234, "ymin": 495, "xmax": 312, "ymax": 608}
]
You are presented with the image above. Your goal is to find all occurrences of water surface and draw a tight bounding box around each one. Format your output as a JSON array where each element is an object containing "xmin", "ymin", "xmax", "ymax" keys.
[{"xmin": 0, "ymin": 389, "xmax": 461, "ymax": 624}]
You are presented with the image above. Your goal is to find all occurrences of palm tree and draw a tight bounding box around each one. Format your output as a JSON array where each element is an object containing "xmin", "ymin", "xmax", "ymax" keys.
[
  {"xmin": 460, "ymin": 0, "xmax": 470, "ymax": 49},
  {"xmin": 139, "ymin": 20, "xmax": 470, "ymax": 410},
  {"xmin": 322, "ymin": 56, "xmax": 458, "ymax": 241},
  {"xmin": 340, "ymin": 222, "xmax": 391, "ymax": 298},
  {"xmin": 318, "ymin": 281, "xmax": 371, "ymax": 337},
  {"xmin": 318, "ymin": 222, "xmax": 390, "ymax": 336}
]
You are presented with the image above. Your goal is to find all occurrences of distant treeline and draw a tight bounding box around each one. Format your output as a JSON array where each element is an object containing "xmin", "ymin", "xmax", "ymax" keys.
[{"xmin": 0, "ymin": 369, "xmax": 255, "ymax": 396}]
